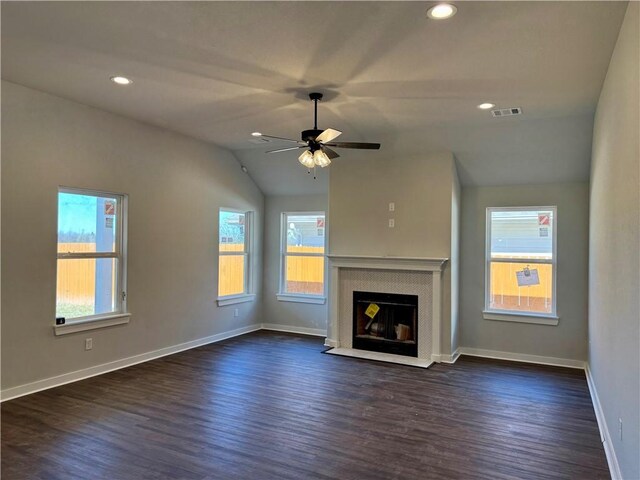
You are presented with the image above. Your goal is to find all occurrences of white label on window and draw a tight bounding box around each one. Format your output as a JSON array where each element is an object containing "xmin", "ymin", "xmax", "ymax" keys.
[
  {"xmin": 105, "ymin": 217, "xmax": 114, "ymax": 229},
  {"xmin": 516, "ymin": 268, "xmax": 540, "ymax": 286}
]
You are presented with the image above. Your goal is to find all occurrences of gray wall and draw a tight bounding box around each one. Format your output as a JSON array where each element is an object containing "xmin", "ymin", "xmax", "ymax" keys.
[
  {"xmin": 1, "ymin": 81, "xmax": 264, "ymax": 390},
  {"xmin": 262, "ymin": 194, "xmax": 328, "ymax": 333},
  {"xmin": 328, "ymin": 151, "xmax": 459, "ymax": 355},
  {"xmin": 589, "ymin": 3, "xmax": 639, "ymax": 478},
  {"xmin": 459, "ymin": 183, "xmax": 589, "ymax": 361}
]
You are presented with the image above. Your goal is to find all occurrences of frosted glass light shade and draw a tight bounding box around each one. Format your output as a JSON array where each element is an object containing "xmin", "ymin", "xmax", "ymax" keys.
[
  {"xmin": 298, "ymin": 150, "xmax": 315, "ymax": 168},
  {"xmin": 313, "ymin": 149, "xmax": 332, "ymax": 168}
]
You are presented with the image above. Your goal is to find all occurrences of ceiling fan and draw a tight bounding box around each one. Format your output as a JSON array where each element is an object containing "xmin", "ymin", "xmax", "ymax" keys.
[{"xmin": 253, "ymin": 92, "xmax": 381, "ymax": 172}]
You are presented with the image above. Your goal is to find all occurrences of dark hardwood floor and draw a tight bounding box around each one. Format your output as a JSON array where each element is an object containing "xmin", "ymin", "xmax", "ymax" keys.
[{"xmin": 2, "ymin": 331, "xmax": 608, "ymax": 480}]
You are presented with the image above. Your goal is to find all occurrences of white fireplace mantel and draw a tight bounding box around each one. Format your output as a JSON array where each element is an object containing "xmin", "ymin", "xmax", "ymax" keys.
[
  {"xmin": 327, "ymin": 255, "xmax": 448, "ymax": 272},
  {"xmin": 326, "ymin": 254, "xmax": 449, "ymax": 366}
]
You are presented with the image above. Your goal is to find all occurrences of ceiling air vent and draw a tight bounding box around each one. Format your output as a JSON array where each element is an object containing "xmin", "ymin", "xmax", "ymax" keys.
[{"xmin": 491, "ymin": 107, "xmax": 522, "ymax": 118}]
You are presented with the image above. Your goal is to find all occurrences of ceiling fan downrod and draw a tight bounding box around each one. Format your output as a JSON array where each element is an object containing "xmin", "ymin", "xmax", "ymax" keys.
[{"xmin": 309, "ymin": 92, "xmax": 323, "ymax": 130}]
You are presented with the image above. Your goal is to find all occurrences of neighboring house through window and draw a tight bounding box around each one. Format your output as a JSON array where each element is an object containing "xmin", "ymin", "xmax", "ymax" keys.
[
  {"xmin": 484, "ymin": 206, "xmax": 557, "ymax": 322},
  {"xmin": 278, "ymin": 212, "xmax": 326, "ymax": 303},
  {"xmin": 56, "ymin": 188, "xmax": 127, "ymax": 321}
]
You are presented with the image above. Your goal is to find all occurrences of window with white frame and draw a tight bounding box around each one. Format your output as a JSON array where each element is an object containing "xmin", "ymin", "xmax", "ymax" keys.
[
  {"xmin": 218, "ymin": 209, "xmax": 251, "ymax": 298},
  {"xmin": 56, "ymin": 188, "xmax": 127, "ymax": 321},
  {"xmin": 485, "ymin": 207, "xmax": 557, "ymax": 317},
  {"xmin": 280, "ymin": 212, "xmax": 326, "ymax": 298}
]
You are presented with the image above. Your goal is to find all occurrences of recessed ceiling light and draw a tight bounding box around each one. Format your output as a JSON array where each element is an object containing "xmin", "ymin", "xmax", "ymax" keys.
[
  {"xmin": 477, "ymin": 103, "xmax": 495, "ymax": 110},
  {"xmin": 251, "ymin": 132, "xmax": 262, "ymax": 137},
  {"xmin": 427, "ymin": 3, "xmax": 457, "ymax": 20},
  {"xmin": 110, "ymin": 76, "xmax": 132, "ymax": 85}
]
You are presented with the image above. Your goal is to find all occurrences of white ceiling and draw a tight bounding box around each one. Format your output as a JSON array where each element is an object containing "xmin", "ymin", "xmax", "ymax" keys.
[{"xmin": 1, "ymin": 1, "xmax": 628, "ymax": 195}]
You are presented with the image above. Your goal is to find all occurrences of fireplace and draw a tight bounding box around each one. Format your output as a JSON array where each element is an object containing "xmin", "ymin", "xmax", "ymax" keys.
[
  {"xmin": 353, "ymin": 291, "xmax": 418, "ymax": 357},
  {"xmin": 326, "ymin": 255, "xmax": 447, "ymax": 368}
]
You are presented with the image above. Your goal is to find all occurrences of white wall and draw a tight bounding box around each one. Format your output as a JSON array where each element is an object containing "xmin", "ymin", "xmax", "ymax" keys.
[
  {"xmin": 459, "ymin": 183, "xmax": 590, "ymax": 361},
  {"xmin": 450, "ymin": 161, "xmax": 461, "ymax": 354},
  {"xmin": 328, "ymin": 151, "xmax": 459, "ymax": 355},
  {"xmin": 589, "ymin": 3, "xmax": 639, "ymax": 478},
  {"xmin": 262, "ymin": 194, "xmax": 328, "ymax": 334},
  {"xmin": 1, "ymin": 81, "xmax": 264, "ymax": 390}
]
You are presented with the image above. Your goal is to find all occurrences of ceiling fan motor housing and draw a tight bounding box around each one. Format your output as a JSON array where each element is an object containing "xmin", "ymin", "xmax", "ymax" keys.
[{"xmin": 301, "ymin": 129, "xmax": 324, "ymax": 143}]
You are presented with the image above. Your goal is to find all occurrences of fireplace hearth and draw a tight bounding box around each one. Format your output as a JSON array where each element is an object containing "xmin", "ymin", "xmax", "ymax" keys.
[{"xmin": 353, "ymin": 291, "xmax": 418, "ymax": 357}]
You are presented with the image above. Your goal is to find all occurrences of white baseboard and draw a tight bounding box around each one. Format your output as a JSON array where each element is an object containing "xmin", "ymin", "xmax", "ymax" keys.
[
  {"xmin": 0, "ymin": 324, "xmax": 261, "ymax": 403},
  {"xmin": 585, "ymin": 363, "xmax": 622, "ymax": 479},
  {"xmin": 437, "ymin": 348, "xmax": 461, "ymax": 364},
  {"xmin": 260, "ymin": 323, "xmax": 326, "ymax": 337},
  {"xmin": 458, "ymin": 347, "xmax": 586, "ymax": 369},
  {"xmin": 324, "ymin": 338, "xmax": 338, "ymax": 348}
]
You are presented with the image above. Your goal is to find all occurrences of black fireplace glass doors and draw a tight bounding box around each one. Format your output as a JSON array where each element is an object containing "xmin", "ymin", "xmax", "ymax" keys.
[{"xmin": 352, "ymin": 291, "xmax": 418, "ymax": 357}]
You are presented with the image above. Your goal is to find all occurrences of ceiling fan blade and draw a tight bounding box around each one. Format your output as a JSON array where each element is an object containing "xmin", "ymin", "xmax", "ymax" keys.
[
  {"xmin": 259, "ymin": 134, "xmax": 306, "ymax": 145},
  {"xmin": 323, "ymin": 142, "xmax": 381, "ymax": 150},
  {"xmin": 266, "ymin": 146, "xmax": 307, "ymax": 154},
  {"xmin": 316, "ymin": 128, "xmax": 342, "ymax": 144},
  {"xmin": 322, "ymin": 146, "xmax": 340, "ymax": 159}
]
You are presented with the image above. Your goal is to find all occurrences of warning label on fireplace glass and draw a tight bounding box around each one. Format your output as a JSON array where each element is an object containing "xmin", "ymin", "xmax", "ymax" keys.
[{"xmin": 365, "ymin": 304, "xmax": 380, "ymax": 319}]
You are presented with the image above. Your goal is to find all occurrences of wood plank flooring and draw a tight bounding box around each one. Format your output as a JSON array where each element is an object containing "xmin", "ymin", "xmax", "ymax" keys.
[{"xmin": 1, "ymin": 331, "xmax": 608, "ymax": 479}]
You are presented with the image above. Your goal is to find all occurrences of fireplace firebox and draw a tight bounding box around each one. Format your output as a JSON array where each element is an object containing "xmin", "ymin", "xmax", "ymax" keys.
[{"xmin": 352, "ymin": 291, "xmax": 418, "ymax": 357}]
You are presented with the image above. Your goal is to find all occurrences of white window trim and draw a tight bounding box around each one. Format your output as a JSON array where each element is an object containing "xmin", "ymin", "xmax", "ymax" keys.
[
  {"xmin": 217, "ymin": 208, "xmax": 253, "ymax": 302},
  {"xmin": 278, "ymin": 211, "xmax": 327, "ymax": 302},
  {"xmin": 482, "ymin": 310, "xmax": 559, "ymax": 326},
  {"xmin": 276, "ymin": 293, "xmax": 326, "ymax": 305},
  {"xmin": 217, "ymin": 293, "xmax": 256, "ymax": 306},
  {"xmin": 484, "ymin": 206, "xmax": 558, "ymax": 324},
  {"xmin": 54, "ymin": 313, "xmax": 131, "ymax": 336},
  {"xmin": 55, "ymin": 187, "xmax": 129, "ymax": 330}
]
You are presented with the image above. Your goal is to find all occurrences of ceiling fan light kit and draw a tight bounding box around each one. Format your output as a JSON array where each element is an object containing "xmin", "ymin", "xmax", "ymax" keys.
[
  {"xmin": 298, "ymin": 150, "xmax": 315, "ymax": 168},
  {"xmin": 313, "ymin": 149, "xmax": 331, "ymax": 168},
  {"xmin": 255, "ymin": 92, "xmax": 381, "ymax": 176}
]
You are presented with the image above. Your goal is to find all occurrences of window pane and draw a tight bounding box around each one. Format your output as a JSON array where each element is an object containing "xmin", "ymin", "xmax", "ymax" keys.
[
  {"xmin": 56, "ymin": 258, "xmax": 117, "ymax": 319},
  {"xmin": 219, "ymin": 255, "xmax": 245, "ymax": 296},
  {"xmin": 219, "ymin": 211, "xmax": 246, "ymax": 252},
  {"xmin": 284, "ymin": 255, "xmax": 324, "ymax": 295},
  {"xmin": 489, "ymin": 261, "xmax": 553, "ymax": 314},
  {"xmin": 490, "ymin": 210, "xmax": 553, "ymax": 259},
  {"xmin": 58, "ymin": 192, "xmax": 117, "ymax": 253},
  {"xmin": 285, "ymin": 214, "xmax": 325, "ymax": 253}
]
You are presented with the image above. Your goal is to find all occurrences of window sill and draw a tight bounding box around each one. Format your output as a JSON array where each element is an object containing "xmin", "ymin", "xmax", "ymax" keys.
[
  {"xmin": 483, "ymin": 310, "xmax": 559, "ymax": 326},
  {"xmin": 277, "ymin": 294, "xmax": 326, "ymax": 305},
  {"xmin": 54, "ymin": 313, "xmax": 131, "ymax": 336},
  {"xmin": 217, "ymin": 294, "xmax": 256, "ymax": 306}
]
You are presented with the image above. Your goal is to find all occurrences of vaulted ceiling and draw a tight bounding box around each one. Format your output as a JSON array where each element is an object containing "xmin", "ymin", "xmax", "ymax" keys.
[{"xmin": 1, "ymin": 1, "xmax": 628, "ymax": 195}]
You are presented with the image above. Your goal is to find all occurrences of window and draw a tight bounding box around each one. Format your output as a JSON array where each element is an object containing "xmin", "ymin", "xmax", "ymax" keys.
[
  {"xmin": 57, "ymin": 188, "xmax": 127, "ymax": 322},
  {"xmin": 485, "ymin": 207, "xmax": 557, "ymax": 322},
  {"xmin": 279, "ymin": 213, "xmax": 326, "ymax": 302},
  {"xmin": 218, "ymin": 209, "xmax": 251, "ymax": 299}
]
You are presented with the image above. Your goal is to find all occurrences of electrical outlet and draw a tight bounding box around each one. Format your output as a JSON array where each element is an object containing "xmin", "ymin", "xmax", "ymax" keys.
[
  {"xmin": 85, "ymin": 338, "xmax": 93, "ymax": 351},
  {"xmin": 389, "ymin": 202, "xmax": 395, "ymax": 212},
  {"xmin": 234, "ymin": 308, "xmax": 239, "ymax": 318},
  {"xmin": 388, "ymin": 219, "xmax": 395, "ymax": 228},
  {"xmin": 619, "ymin": 417, "xmax": 623, "ymax": 441}
]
